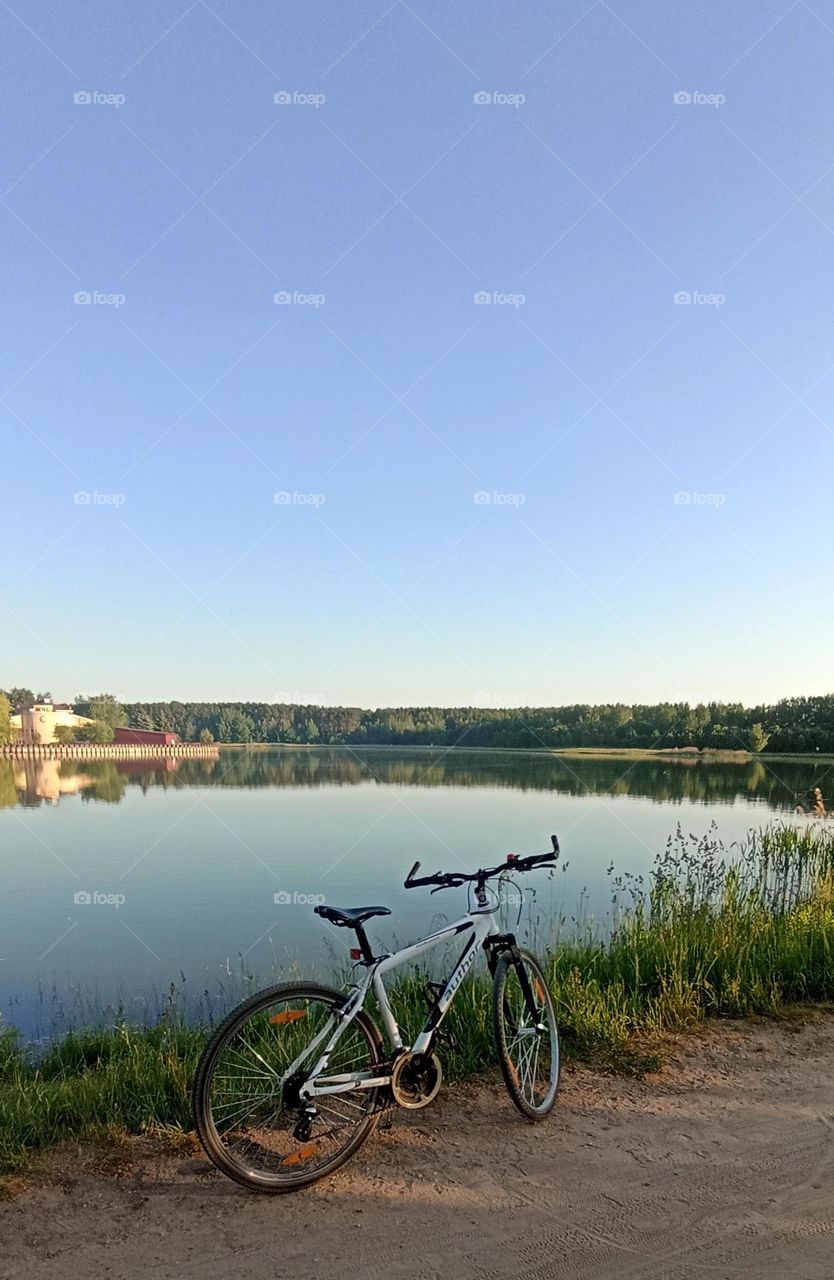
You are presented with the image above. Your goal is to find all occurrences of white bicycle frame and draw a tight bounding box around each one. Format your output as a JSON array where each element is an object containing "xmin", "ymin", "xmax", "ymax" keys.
[{"xmin": 296, "ymin": 898, "xmax": 503, "ymax": 1101}]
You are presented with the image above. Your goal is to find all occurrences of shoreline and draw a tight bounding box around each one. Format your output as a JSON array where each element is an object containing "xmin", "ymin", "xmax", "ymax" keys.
[
  {"xmin": 6, "ymin": 741, "xmax": 833, "ymax": 766},
  {"xmin": 214, "ymin": 741, "xmax": 834, "ymax": 764},
  {"xmin": 1, "ymin": 743, "xmax": 220, "ymax": 760}
]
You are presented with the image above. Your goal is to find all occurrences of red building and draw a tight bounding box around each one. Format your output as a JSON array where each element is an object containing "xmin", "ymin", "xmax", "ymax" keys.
[{"xmin": 114, "ymin": 727, "xmax": 180, "ymax": 746}]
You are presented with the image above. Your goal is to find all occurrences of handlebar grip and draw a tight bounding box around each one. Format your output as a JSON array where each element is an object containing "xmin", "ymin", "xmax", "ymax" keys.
[
  {"xmin": 525, "ymin": 838, "xmax": 560, "ymax": 869},
  {"xmin": 404, "ymin": 860, "xmax": 421, "ymax": 887}
]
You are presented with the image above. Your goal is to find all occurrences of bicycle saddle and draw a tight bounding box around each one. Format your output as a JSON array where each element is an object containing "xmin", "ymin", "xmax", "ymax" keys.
[{"xmin": 314, "ymin": 904, "xmax": 391, "ymax": 928}]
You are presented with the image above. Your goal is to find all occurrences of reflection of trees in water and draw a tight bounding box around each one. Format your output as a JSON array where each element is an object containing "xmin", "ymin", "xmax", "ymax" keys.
[
  {"xmin": 9, "ymin": 759, "xmax": 127, "ymax": 806},
  {"xmin": 135, "ymin": 749, "xmax": 826, "ymax": 810},
  {"xmin": 1, "ymin": 749, "xmax": 827, "ymax": 812},
  {"xmin": 0, "ymin": 761, "xmax": 17, "ymax": 808}
]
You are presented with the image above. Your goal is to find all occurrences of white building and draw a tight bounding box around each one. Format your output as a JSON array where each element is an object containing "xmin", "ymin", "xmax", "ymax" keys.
[{"xmin": 11, "ymin": 703, "xmax": 94, "ymax": 745}]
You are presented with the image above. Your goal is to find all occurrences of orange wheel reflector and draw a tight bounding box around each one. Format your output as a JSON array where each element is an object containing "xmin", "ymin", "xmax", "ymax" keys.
[
  {"xmin": 269, "ymin": 1010, "xmax": 307, "ymax": 1024},
  {"xmin": 282, "ymin": 1143, "xmax": 318, "ymax": 1166},
  {"xmin": 533, "ymin": 978, "xmax": 546, "ymax": 1003}
]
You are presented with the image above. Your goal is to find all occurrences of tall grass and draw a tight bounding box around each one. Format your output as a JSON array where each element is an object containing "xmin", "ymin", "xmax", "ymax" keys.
[{"xmin": 2, "ymin": 822, "xmax": 834, "ymax": 1172}]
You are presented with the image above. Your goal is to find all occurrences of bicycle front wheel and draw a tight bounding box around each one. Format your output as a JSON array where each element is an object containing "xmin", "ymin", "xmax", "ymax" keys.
[
  {"xmin": 193, "ymin": 982, "xmax": 384, "ymax": 1192},
  {"xmin": 492, "ymin": 949, "xmax": 560, "ymax": 1121}
]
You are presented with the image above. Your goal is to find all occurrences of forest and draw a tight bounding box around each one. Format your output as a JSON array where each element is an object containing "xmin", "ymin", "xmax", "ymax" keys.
[
  {"xmin": 0, "ymin": 690, "xmax": 830, "ymax": 754},
  {"xmin": 122, "ymin": 693, "xmax": 834, "ymax": 753}
]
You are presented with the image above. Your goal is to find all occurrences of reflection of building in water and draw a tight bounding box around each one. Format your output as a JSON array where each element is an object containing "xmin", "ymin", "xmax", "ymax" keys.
[
  {"xmin": 13, "ymin": 756, "xmax": 181, "ymax": 806},
  {"xmin": 116, "ymin": 757, "xmax": 180, "ymax": 775},
  {"xmin": 14, "ymin": 759, "xmax": 94, "ymax": 805},
  {"xmin": 11, "ymin": 702, "xmax": 94, "ymax": 744}
]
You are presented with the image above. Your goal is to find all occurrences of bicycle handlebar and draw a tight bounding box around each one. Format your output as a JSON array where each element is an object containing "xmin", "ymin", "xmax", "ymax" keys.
[{"xmin": 403, "ymin": 834, "xmax": 560, "ymax": 891}]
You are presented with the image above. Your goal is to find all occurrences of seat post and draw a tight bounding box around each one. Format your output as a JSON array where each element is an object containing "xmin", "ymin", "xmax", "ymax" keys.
[{"xmin": 353, "ymin": 923, "xmax": 376, "ymax": 965}]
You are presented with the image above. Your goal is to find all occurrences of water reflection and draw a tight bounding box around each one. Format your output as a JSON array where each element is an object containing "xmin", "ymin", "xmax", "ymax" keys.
[{"xmin": 0, "ymin": 747, "xmax": 830, "ymax": 812}]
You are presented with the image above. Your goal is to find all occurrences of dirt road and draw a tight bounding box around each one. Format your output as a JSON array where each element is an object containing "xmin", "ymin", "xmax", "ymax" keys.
[{"xmin": 3, "ymin": 1017, "xmax": 834, "ymax": 1279}]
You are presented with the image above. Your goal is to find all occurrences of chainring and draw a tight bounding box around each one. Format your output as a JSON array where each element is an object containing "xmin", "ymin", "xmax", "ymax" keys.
[{"xmin": 390, "ymin": 1051, "xmax": 443, "ymax": 1109}]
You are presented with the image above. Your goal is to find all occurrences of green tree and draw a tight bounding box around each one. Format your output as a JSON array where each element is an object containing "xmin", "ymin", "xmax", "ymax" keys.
[
  {"xmin": 199, "ymin": 727, "xmax": 214, "ymax": 744},
  {"xmin": 53, "ymin": 724, "xmax": 77, "ymax": 744},
  {"xmin": 0, "ymin": 693, "xmax": 12, "ymax": 745},
  {"xmin": 3, "ymin": 688, "xmax": 33, "ymax": 711},
  {"xmin": 77, "ymin": 694, "xmax": 127, "ymax": 730},
  {"xmin": 77, "ymin": 720, "xmax": 115, "ymax": 744},
  {"xmin": 748, "ymin": 722, "xmax": 770, "ymax": 753}
]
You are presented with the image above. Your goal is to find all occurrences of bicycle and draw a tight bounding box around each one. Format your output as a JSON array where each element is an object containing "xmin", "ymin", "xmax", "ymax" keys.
[{"xmin": 192, "ymin": 835, "xmax": 561, "ymax": 1192}]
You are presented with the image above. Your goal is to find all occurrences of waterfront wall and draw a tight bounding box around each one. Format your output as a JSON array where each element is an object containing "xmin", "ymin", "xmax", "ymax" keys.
[{"xmin": 1, "ymin": 742, "xmax": 220, "ymax": 761}]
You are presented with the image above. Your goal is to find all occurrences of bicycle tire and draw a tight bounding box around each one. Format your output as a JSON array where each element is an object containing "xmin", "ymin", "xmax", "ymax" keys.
[{"xmin": 193, "ymin": 982, "xmax": 384, "ymax": 1192}]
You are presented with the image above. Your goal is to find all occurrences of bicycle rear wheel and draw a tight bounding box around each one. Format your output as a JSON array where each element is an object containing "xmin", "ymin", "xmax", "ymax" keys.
[
  {"xmin": 193, "ymin": 982, "xmax": 384, "ymax": 1192},
  {"xmin": 492, "ymin": 949, "xmax": 560, "ymax": 1120}
]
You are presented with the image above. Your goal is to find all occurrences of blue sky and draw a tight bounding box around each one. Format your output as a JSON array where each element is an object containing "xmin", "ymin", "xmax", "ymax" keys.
[{"xmin": 2, "ymin": 0, "xmax": 833, "ymax": 707}]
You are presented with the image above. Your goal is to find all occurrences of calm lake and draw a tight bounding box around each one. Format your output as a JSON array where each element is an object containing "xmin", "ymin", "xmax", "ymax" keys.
[{"xmin": 1, "ymin": 747, "xmax": 828, "ymax": 1040}]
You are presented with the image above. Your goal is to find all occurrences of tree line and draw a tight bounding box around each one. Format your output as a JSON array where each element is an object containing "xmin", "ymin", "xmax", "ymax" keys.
[{"xmin": 3, "ymin": 689, "xmax": 834, "ymax": 753}]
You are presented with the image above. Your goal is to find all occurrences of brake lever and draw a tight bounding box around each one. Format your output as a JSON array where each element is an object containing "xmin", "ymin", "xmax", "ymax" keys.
[{"xmin": 430, "ymin": 879, "xmax": 463, "ymax": 894}]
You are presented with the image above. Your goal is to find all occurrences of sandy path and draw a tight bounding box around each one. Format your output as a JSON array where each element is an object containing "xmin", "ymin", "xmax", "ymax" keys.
[{"xmin": 3, "ymin": 1017, "xmax": 834, "ymax": 1279}]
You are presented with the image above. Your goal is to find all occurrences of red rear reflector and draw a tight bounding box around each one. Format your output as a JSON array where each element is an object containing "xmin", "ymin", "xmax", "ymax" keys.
[
  {"xmin": 269, "ymin": 1010, "xmax": 307, "ymax": 1024},
  {"xmin": 349, "ymin": 948, "xmax": 362, "ymax": 961}
]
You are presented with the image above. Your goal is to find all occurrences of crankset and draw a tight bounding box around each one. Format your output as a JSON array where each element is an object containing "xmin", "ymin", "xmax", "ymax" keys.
[{"xmin": 390, "ymin": 1050, "xmax": 443, "ymax": 1109}]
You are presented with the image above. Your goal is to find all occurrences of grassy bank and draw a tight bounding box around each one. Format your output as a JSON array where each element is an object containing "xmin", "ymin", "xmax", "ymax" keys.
[{"xmin": 2, "ymin": 822, "xmax": 834, "ymax": 1172}]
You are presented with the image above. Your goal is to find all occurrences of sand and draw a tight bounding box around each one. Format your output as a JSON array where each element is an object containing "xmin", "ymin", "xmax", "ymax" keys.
[{"xmin": 3, "ymin": 1015, "xmax": 833, "ymax": 1279}]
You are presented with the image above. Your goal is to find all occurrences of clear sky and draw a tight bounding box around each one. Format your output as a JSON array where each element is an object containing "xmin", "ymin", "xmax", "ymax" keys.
[{"xmin": 2, "ymin": 1, "xmax": 833, "ymax": 708}]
